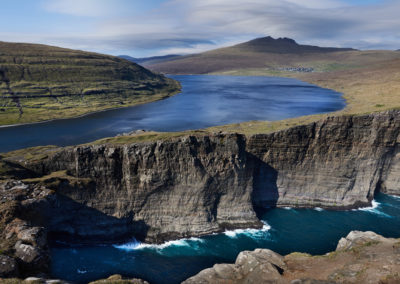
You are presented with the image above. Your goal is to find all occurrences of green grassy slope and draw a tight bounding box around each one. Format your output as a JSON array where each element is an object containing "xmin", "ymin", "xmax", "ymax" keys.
[{"xmin": 0, "ymin": 41, "xmax": 180, "ymax": 126}]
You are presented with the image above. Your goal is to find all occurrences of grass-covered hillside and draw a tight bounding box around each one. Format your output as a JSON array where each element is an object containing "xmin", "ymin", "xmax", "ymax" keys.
[
  {"xmin": 0, "ymin": 41, "xmax": 180, "ymax": 126},
  {"xmin": 147, "ymin": 37, "xmax": 400, "ymax": 76}
]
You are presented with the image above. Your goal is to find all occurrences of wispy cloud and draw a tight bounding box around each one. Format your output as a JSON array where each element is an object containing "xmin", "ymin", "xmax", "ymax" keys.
[{"xmin": 2, "ymin": 0, "xmax": 400, "ymax": 56}]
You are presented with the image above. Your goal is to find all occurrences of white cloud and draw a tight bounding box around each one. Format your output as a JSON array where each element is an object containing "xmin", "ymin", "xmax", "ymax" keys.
[{"xmin": 10, "ymin": 0, "xmax": 400, "ymax": 55}]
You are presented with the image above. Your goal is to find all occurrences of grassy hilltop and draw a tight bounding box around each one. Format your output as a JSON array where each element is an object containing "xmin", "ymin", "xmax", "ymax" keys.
[{"xmin": 0, "ymin": 41, "xmax": 180, "ymax": 126}]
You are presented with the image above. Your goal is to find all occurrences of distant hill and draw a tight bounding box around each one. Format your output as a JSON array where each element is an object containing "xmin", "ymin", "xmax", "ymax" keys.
[
  {"xmin": 119, "ymin": 54, "xmax": 182, "ymax": 66},
  {"xmin": 232, "ymin": 36, "xmax": 355, "ymax": 53},
  {"xmin": 0, "ymin": 42, "xmax": 179, "ymax": 126},
  {"xmin": 145, "ymin": 36, "xmax": 379, "ymax": 74}
]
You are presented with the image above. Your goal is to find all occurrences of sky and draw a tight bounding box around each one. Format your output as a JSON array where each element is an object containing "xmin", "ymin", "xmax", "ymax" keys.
[{"xmin": 0, "ymin": 0, "xmax": 399, "ymax": 57}]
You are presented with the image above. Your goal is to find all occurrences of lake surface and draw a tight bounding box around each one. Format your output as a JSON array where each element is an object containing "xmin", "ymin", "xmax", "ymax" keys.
[
  {"xmin": 51, "ymin": 193, "xmax": 400, "ymax": 284},
  {"xmin": 0, "ymin": 75, "xmax": 345, "ymax": 152}
]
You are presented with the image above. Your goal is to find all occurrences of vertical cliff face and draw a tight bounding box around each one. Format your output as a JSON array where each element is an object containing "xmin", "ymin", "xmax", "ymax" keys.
[
  {"xmin": 30, "ymin": 134, "xmax": 262, "ymax": 243},
  {"xmin": 249, "ymin": 111, "xmax": 400, "ymax": 209},
  {"xmin": 5, "ymin": 111, "xmax": 399, "ymax": 243}
]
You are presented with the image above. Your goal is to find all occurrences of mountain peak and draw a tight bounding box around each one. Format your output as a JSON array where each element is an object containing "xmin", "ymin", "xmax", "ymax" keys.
[{"xmin": 234, "ymin": 36, "xmax": 353, "ymax": 53}]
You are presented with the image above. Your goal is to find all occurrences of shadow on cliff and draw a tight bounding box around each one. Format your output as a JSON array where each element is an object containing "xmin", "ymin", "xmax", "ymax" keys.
[
  {"xmin": 21, "ymin": 193, "xmax": 149, "ymax": 245},
  {"xmin": 248, "ymin": 152, "xmax": 279, "ymax": 217}
]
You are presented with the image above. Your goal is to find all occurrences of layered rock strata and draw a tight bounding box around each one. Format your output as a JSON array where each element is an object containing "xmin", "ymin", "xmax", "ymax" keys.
[
  {"xmin": 8, "ymin": 110, "xmax": 398, "ymax": 242},
  {"xmin": 0, "ymin": 110, "xmax": 399, "ymax": 279}
]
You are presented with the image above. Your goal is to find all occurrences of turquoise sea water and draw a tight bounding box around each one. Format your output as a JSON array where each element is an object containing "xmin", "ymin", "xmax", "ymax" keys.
[{"xmin": 51, "ymin": 193, "xmax": 400, "ymax": 284}]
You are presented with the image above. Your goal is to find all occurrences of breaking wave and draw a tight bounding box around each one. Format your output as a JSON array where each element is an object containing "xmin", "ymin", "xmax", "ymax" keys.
[
  {"xmin": 113, "ymin": 237, "xmax": 205, "ymax": 251},
  {"xmin": 354, "ymin": 200, "xmax": 392, "ymax": 218},
  {"xmin": 223, "ymin": 221, "xmax": 271, "ymax": 238}
]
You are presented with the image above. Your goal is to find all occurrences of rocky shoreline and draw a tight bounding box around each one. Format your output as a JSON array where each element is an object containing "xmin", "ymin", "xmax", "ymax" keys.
[
  {"xmin": 0, "ymin": 110, "xmax": 399, "ymax": 281},
  {"xmin": 183, "ymin": 231, "xmax": 400, "ymax": 284},
  {"xmin": 1, "ymin": 230, "xmax": 399, "ymax": 283}
]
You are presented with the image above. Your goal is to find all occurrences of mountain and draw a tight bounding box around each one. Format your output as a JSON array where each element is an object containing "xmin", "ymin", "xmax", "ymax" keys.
[
  {"xmin": 0, "ymin": 42, "xmax": 180, "ymax": 126},
  {"xmin": 119, "ymin": 54, "xmax": 182, "ymax": 66},
  {"xmin": 143, "ymin": 36, "xmax": 400, "ymax": 75},
  {"xmin": 231, "ymin": 36, "xmax": 354, "ymax": 53},
  {"xmin": 118, "ymin": 54, "xmax": 139, "ymax": 62}
]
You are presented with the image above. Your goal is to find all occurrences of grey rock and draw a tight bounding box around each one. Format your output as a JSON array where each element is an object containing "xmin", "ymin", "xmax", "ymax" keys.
[
  {"xmin": 14, "ymin": 241, "xmax": 49, "ymax": 273},
  {"xmin": 15, "ymin": 242, "xmax": 41, "ymax": 264},
  {"xmin": 183, "ymin": 249, "xmax": 286, "ymax": 284},
  {"xmin": 336, "ymin": 230, "xmax": 387, "ymax": 251},
  {"xmin": 0, "ymin": 255, "xmax": 19, "ymax": 277},
  {"xmin": 25, "ymin": 277, "xmax": 43, "ymax": 282},
  {"xmin": 17, "ymin": 227, "xmax": 47, "ymax": 248}
]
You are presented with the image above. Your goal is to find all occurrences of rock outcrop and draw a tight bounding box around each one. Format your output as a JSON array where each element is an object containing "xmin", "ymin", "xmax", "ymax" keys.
[{"xmin": 183, "ymin": 231, "xmax": 400, "ymax": 284}]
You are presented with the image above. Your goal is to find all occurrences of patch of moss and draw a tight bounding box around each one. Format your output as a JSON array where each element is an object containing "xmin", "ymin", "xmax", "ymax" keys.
[
  {"xmin": 22, "ymin": 170, "xmax": 92, "ymax": 190},
  {"xmin": 89, "ymin": 130, "xmax": 210, "ymax": 145},
  {"xmin": 286, "ymin": 252, "xmax": 313, "ymax": 258},
  {"xmin": 1, "ymin": 145, "xmax": 61, "ymax": 162}
]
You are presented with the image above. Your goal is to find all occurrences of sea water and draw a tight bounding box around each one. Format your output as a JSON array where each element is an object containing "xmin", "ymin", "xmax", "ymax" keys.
[{"xmin": 50, "ymin": 193, "xmax": 400, "ymax": 284}]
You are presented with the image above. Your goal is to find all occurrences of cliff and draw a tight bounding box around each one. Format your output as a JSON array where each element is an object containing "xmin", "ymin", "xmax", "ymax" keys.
[
  {"xmin": 183, "ymin": 231, "xmax": 400, "ymax": 283},
  {"xmin": 0, "ymin": 110, "xmax": 399, "ymax": 278}
]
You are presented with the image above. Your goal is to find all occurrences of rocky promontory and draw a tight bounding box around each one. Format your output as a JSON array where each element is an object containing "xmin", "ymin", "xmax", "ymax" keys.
[
  {"xmin": 183, "ymin": 231, "xmax": 400, "ymax": 284},
  {"xmin": 0, "ymin": 110, "xmax": 399, "ymax": 279}
]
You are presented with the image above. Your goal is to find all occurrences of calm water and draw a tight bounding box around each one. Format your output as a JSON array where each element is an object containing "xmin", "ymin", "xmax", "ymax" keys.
[
  {"xmin": 0, "ymin": 75, "xmax": 345, "ymax": 152},
  {"xmin": 51, "ymin": 193, "xmax": 400, "ymax": 284}
]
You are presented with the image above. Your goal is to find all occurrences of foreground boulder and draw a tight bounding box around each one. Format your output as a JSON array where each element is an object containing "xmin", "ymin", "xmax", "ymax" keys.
[
  {"xmin": 89, "ymin": 274, "xmax": 149, "ymax": 284},
  {"xmin": 183, "ymin": 231, "xmax": 400, "ymax": 284}
]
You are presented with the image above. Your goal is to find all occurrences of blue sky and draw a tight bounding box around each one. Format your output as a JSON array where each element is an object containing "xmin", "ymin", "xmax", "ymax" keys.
[{"xmin": 0, "ymin": 0, "xmax": 398, "ymax": 57}]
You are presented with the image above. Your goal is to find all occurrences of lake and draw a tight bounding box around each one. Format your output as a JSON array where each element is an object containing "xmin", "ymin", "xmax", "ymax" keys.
[{"xmin": 0, "ymin": 75, "xmax": 345, "ymax": 152}]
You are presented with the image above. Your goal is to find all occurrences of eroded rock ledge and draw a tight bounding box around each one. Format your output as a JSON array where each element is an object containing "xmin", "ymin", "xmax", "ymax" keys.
[{"xmin": 183, "ymin": 231, "xmax": 400, "ymax": 284}]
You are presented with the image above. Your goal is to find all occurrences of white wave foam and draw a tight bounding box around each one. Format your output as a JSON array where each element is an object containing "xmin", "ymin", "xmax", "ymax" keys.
[
  {"xmin": 358, "ymin": 200, "xmax": 379, "ymax": 211},
  {"xmin": 113, "ymin": 237, "xmax": 205, "ymax": 251},
  {"xmin": 223, "ymin": 221, "xmax": 271, "ymax": 238},
  {"xmin": 77, "ymin": 269, "xmax": 87, "ymax": 274},
  {"xmin": 355, "ymin": 200, "xmax": 392, "ymax": 218},
  {"xmin": 389, "ymin": 194, "xmax": 400, "ymax": 200},
  {"xmin": 283, "ymin": 207, "xmax": 292, "ymax": 210},
  {"xmin": 314, "ymin": 207, "xmax": 324, "ymax": 211},
  {"xmin": 114, "ymin": 222, "xmax": 272, "ymax": 251},
  {"xmin": 113, "ymin": 239, "xmax": 141, "ymax": 250}
]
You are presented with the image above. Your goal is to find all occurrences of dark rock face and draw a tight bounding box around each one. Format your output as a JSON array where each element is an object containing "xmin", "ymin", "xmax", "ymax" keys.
[
  {"xmin": 183, "ymin": 231, "xmax": 400, "ymax": 284},
  {"xmin": 0, "ymin": 255, "xmax": 19, "ymax": 277},
  {"xmin": 30, "ymin": 134, "xmax": 263, "ymax": 243},
  {"xmin": 249, "ymin": 111, "xmax": 400, "ymax": 209},
  {"xmin": 4, "ymin": 111, "xmax": 399, "ymax": 245}
]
